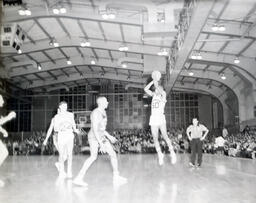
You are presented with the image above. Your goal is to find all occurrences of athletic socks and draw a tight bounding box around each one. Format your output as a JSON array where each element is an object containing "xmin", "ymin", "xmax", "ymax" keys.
[
  {"xmin": 170, "ymin": 150, "xmax": 177, "ymax": 164},
  {"xmin": 158, "ymin": 152, "xmax": 164, "ymax": 166}
]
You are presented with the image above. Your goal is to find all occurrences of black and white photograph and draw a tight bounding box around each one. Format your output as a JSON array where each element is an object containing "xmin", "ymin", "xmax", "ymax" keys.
[{"xmin": 0, "ymin": 0, "xmax": 256, "ymax": 202}]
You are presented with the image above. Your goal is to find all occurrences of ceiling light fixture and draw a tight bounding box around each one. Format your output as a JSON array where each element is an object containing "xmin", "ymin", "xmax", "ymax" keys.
[
  {"xmin": 221, "ymin": 73, "xmax": 226, "ymax": 80},
  {"xmin": 234, "ymin": 57, "xmax": 240, "ymax": 64},
  {"xmin": 67, "ymin": 59, "xmax": 72, "ymax": 65},
  {"xmin": 53, "ymin": 8, "xmax": 59, "ymax": 14},
  {"xmin": 91, "ymin": 60, "xmax": 96, "ymax": 65},
  {"xmin": 211, "ymin": 23, "xmax": 226, "ymax": 32},
  {"xmin": 218, "ymin": 25, "xmax": 226, "ymax": 31},
  {"xmin": 18, "ymin": 9, "xmax": 25, "ymax": 15},
  {"xmin": 188, "ymin": 72, "xmax": 194, "ymax": 76},
  {"xmin": 18, "ymin": 8, "xmax": 31, "ymax": 16},
  {"xmin": 119, "ymin": 45, "xmax": 128, "ymax": 51},
  {"xmin": 211, "ymin": 24, "xmax": 218, "ymax": 31},
  {"xmin": 37, "ymin": 64, "xmax": 42, "ymax": 70},
  {"xmin": 157, "ymin": 48, "xmax": 168, "ymax": 56},
  {"xmin": 121, "ymin": 63, "xmax": 127, "ymax": 68},
  {"xmin": 53, "ymin": 42, "xmax": 59, "ymax": 47},
  {"xmin": 60, "ymin": 7, "xmax": 67, "ymax": 14},
  {"xmin": 191, "ymin": 52, "xmax": 202, "ymax": 60},
  {"xmin": 80, "ymin": 41, "xmax": 91, "ymax": 47},
  {"xmin": 101, "ymin": 10, "xmax": 116, "ymax": 20}
]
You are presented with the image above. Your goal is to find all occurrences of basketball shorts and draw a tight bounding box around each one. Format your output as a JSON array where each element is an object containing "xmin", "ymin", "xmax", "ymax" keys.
[{"xmin": 149, "ymin": 114, "xmax": 166, "ymax": 126}]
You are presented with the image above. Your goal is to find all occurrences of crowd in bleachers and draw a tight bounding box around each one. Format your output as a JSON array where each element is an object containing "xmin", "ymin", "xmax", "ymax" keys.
[{"xmin": 3, "ymin": 127, "xmax": 256, "ymax": 159}]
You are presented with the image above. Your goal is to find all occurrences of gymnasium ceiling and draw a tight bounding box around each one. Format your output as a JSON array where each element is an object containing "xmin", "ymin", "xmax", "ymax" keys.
[{"xmin": 1, "ymin": 0, "xmax": 256, "ymax": 99}]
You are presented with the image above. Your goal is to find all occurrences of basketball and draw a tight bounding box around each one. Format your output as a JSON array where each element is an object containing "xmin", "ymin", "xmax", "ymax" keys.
[{"xmin": 151, "ymin": 71, "xmax": 161, "ymax": 81}]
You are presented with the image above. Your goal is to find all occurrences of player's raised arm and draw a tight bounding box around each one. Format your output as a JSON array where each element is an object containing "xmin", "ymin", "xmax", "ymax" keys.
[{"xmin": 144, "ymin": 81, "xmax": 154, "ymax": 97}]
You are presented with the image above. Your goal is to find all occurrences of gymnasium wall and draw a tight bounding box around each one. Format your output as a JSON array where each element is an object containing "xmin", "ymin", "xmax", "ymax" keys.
[{"xmin": 6, "ymin": 84, "xmax": 224, "ymax": 132}]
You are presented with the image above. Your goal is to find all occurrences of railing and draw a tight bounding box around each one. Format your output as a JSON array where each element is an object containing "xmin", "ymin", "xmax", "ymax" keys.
[{"xmin": 167, "ymin": 0, "xmax": 197, "ymax": 81}]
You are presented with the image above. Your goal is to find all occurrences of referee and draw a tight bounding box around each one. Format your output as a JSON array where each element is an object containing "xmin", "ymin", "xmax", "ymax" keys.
[{"xmin": 186, "ymin": 117, "xmax": 209, "ymax": 168}]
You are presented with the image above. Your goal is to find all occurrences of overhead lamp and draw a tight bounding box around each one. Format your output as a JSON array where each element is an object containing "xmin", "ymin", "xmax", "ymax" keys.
[
  {"xmin": 234, "ymin": 57, "xmax": 240, "ymax": 64},
  {"xmin": 188, "ymin": 72, "xmax": 194, "ymax": 76},
  {"xmin": 197, "ymin": 53, "xmax": 202, "ymax": 59},
  {"xmin": 67, "ymin": 59, "xmax": 72, "ymax": 65},
  {"xmin": 102, "ymin": 13, "xmax": 109, "ymax": 19},
  {"xmin": 218, "ymin": 25, "xmax": 226, "ymax": 31},
  {"xmin": 53, "ymin": 8, "xmax": 60, "ymax": 14},
  {"xmin": 91, "ymin": 60, "xmax": 96, "ymax": 65},
  {"xmin": 211, "ymin": 23, "xmax": 226, "ymax": 32},
  {"xmin": 80, "ymin": 41, "xmax": 91, "ymax": 47},
  {"xmin": 60, "ymin": 7, "xmax": 67, "ymax": 14},
  {"xmin": 121, "ymin": 63, "xmax": 127, "ymax": 68},
  {"xmin": 119, "ymin": 45, "xmax": 128, "ymax": 51},
  {"xmin": 18, "ymin": 8, "xmax": 31, "ymax": 16},
  {"xmin": 211, "ymin": 24, "xmax": 218, "ymax": 31},
  {"xmin": 108, "ymin": 12, "xmax": 116, "ymax": 19},
  {"xmin": 18, "ymin": 9, "xmax": 25, "ymax": 15},
  {"xmin": 53, "ymin": 42, "xmax": 59, "ymax": 47},
  {"xmin": 157, "ymin": 48, "xmax": 168, "ymax": 56},
  {"xmin": 24, "ymin": 9, "xmax": 31, "ymax": 16},
  {"xmin": 37, "ymin": 64, "xmax": 42, "ymax": 70},
  {"xmin": 221, "ymin": 74, "xmax": 226, "ymax": 80},
  {"xmin": 191, "ymin": 52, "xmax": 202, "ymax": 60},
  {"xmin": 101, "ymin": 10, "xmax": 116, "ymax": 19},
  {"xmin": 191, "ymin": 55, "xmax": 197, "ymax": 59}
]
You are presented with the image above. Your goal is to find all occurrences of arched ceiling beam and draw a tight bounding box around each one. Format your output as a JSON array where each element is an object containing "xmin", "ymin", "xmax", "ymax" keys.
[
  {"xmin": 9, "ymin": 56, "xmax": 143, "ymax": 78},
  {"xmin": 187, "ymin": 57, "xmax": 255, "ymax": 86},
  {"xmin": 165, "ymin": 0, "xmax": 215, "ymax": 93},
  {"xmin": 20, "ymin": 72, "xmax": 146, "ymax": 89}
]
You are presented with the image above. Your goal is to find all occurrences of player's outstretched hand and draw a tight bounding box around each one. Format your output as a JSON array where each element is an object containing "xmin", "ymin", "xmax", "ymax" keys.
[
  {"xmin": 3, "ymin": 131, "xmax": 8, "ymax": 138},
  {"xmin": 99, "ymin": 143, "xmax": 106, "ymax": 154},
  {"xmin": 8, "ymin": 111, "xmax": 16, "ymax": 120},
  {"xmin": 43, "ymin": 139, "xmax": 47, "ymax": 146},
  {"xmin": 108, "ymin": 136, "xmax": 117, "ymax": 144}
]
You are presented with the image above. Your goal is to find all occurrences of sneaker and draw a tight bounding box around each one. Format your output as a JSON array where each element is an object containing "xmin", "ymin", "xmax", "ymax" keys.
[
  {"xmin": 73, "ymin": 178, "xmax": 88, "ymax": 187},
  {"xmin": 0, "ymin": 179, "xmax": 5, "ymax": 188},
  {"xmin": 158, "ymin": 153, "xmax": 165, "ymax": 166},
  {"xmin": 55, "ymin": 162, "xmax": 60, "ymax": 172},
  {"xmin": 189, "ymin": 162, "xmax": 195, "ymax": 167},
  {"xmin": 113, "ymin": 175, "xmax": 127, "ymax": 186},
  {"xmin": 170, "ymin": 151, "xmax": 177, "ymax": 164}
]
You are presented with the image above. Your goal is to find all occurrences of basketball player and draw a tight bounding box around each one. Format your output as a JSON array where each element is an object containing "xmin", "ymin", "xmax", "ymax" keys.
[
  {"xmin": 73, "ymin": 97, "xmax": 127, "ymax": 187},
  {"xmin": 0, "ymin": 94, "xmax": 16, "ymax": 187},
  {"xmin": 44, "ymin": 101, "xmax": 78, "ymax": 178},
  {"xmin": 186, "ymin": 117, "xmax": 209, "ymax": 168},
  {"xmin": 144, "ymin": 71, "xmax": 177, "ymax": 166}
]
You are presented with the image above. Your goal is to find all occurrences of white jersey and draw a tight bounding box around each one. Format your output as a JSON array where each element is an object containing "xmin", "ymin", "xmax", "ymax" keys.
[
  {"xmin": 186, "ymin": 124, "xmax": 208, "ymax": 139},
  {"xmin": 53, "ymin": 111, "xmax": 75, "ymax": 133},
  {"xmin": 215, "ymin": 136, "xmax": 225, "ymax": 147},
  {"xmin": 151, "ymin": 93, "xmax": 166, "ymax": 116}
]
